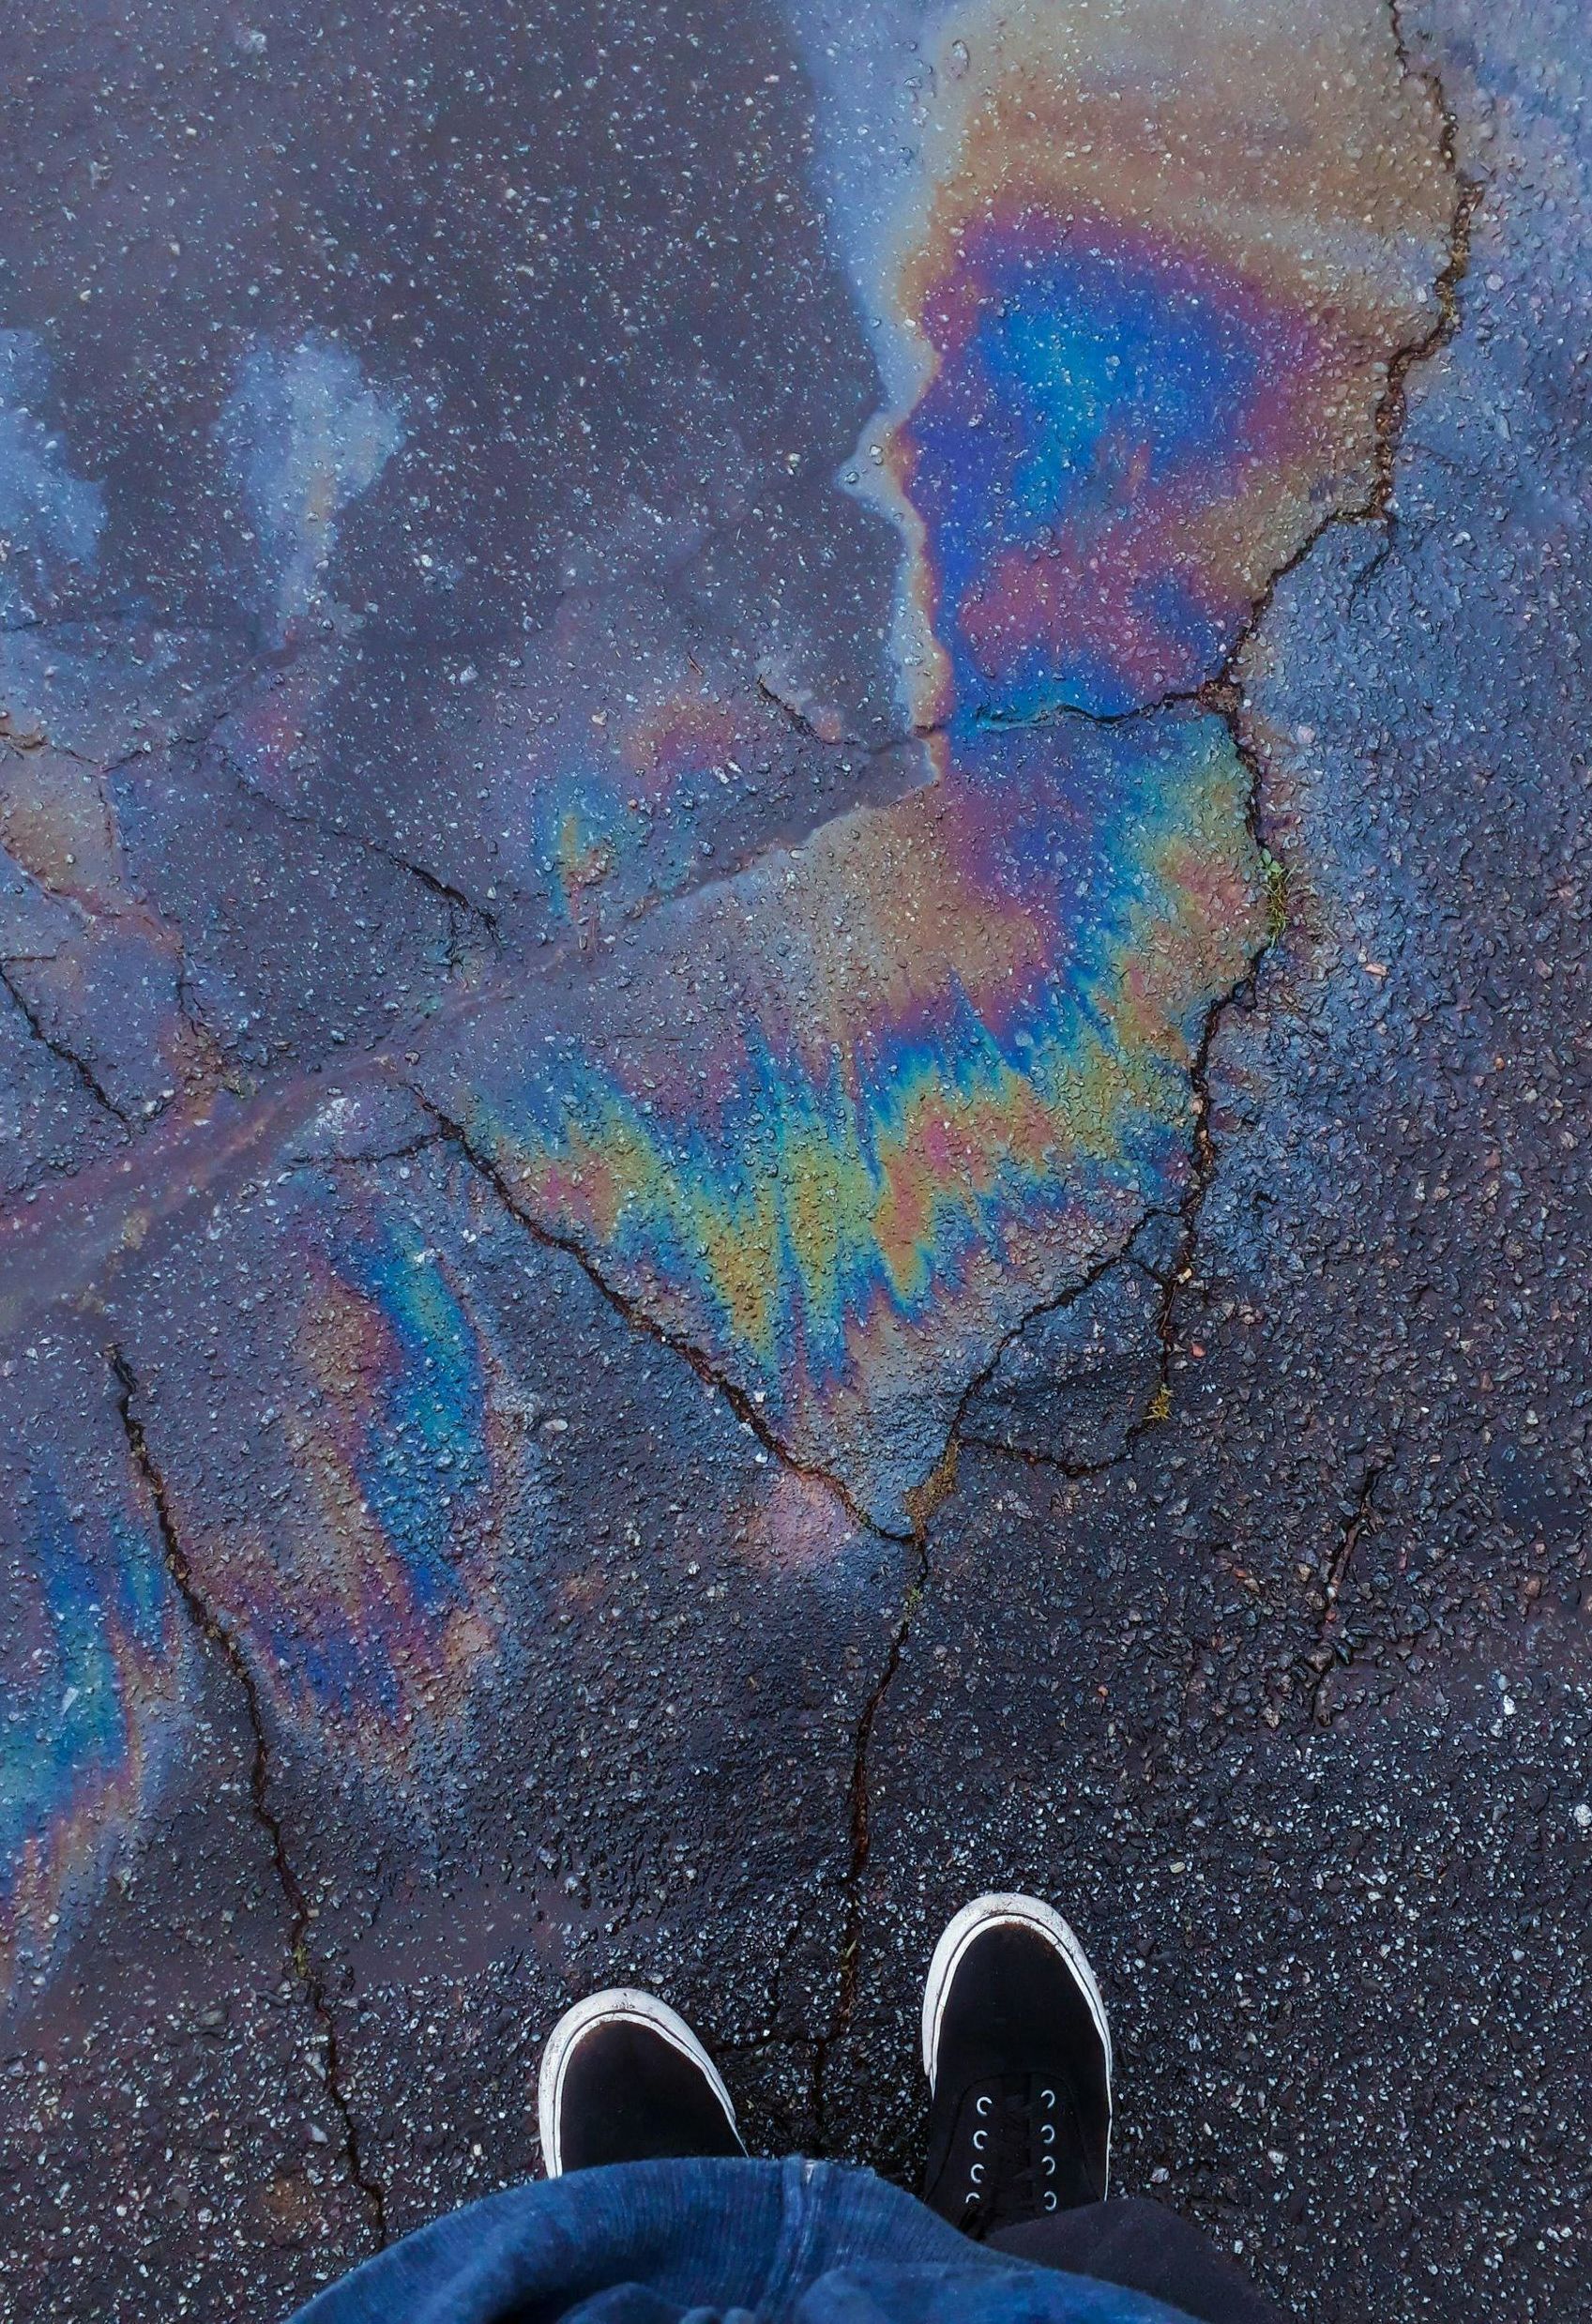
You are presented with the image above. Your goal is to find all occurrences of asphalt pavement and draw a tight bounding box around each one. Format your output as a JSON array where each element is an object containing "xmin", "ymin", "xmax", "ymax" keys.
[{"xmin": 0, "ymin": 1, "xmax": 1585, "ymax": 2316}]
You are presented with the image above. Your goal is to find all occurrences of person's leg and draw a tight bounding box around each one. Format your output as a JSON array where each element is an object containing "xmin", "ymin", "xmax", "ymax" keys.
[
  {"xmin": 988, "ymin": 2202, "xmax": 1288, "ymax": 2324},
  {"xmin": 919, "ymin": 1893, "xmax": 1291, "ymax": 2324}
]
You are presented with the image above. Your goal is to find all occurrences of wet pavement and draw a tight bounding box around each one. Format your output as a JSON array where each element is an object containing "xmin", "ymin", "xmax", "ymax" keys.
[{"xmin": 0, "ymin": 1, "xmax": 1586, "ymax": 2316}]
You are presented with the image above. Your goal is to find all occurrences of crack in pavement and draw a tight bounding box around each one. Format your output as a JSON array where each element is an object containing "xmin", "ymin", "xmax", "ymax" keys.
[
  {"xmin": 1, "ymin": 661, "xmax": 289, "ymax": 1124},
  {"xmin": 108, "ymin": 1345, "xmax": 390, "ymax": 2250},
  {"xmin": 222, "ymin": 747, "xmax": 504, "ymax": 965},
  {"xmin": 948, "ymin": 943, "xmax": 1277, "ymax": 1491},
  {"xmin": 381, "ymin": 1110, "xmax": 938, "ymax": 2152},
  {"xmin": 1327, "ymin": 8, "xmax": 1483, "ymax": 612},
  {"xmin": 410, "ymin": 1099, "xmax": 907, "ymax": 1544},
  {"xmin": 1301, "ymin": 1452, "xmax": 1399, "ymax": 1726},
  {"xmin": 797, "ymin": 32, "xmax": 1478, "ymax": 2116},
  {"xmin": 948, "ymin": 1225, "xmax": 1174, "ymax": 1481},
  {"xmin": 1202, "ymin": 180, "xmax": 1481, "ymax": 722},
  {"xmin": 0, "ymin": 957, "xmax": 131, "ymax": 1126},
  {"xmin": 948, "ymin": 24, "xmax": 1479, "ymax": 1496},
  {"xmin": 0, "ymin": 607, "xmax": 250, "ymax": 643},
  {"xmin": 366, "ymin": 1114, "xmax": 931, "ymax": 2149},
  {"xmin": 810, "ymin": 1513, "xmax": 932, "ymax": 2154}
]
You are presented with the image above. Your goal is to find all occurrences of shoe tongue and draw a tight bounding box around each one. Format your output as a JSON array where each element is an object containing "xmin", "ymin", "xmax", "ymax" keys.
[{"xmin": 979, "ymin": 2077, "xmax": 1043, "ymax": 2233}]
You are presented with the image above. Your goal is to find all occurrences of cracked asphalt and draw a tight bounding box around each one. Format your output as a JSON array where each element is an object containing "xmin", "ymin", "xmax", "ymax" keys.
[{"xmin": 1, "ymin": 0, "xmax": 1587, "ymax": 2318}]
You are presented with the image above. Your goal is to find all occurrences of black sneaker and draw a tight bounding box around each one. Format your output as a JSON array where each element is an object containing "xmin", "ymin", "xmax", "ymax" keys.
[
  {"xmin": 921, "ymin": 1893, "xmax": 1113, "ymax": 2238},
  {"xmin": 537, "ymin": 1987, "xmax": 747, "ymax": 2176}
]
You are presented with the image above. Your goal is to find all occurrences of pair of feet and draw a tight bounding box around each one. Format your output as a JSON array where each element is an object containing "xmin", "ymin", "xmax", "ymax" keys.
[{"xmin": 539, "ymin": 1892, "xmax": 1113, "ymax": 2240}]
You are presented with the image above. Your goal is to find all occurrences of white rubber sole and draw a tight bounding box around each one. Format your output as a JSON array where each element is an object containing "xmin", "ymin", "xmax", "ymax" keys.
[
  {"xmin": 921, "ymin": 1892, "xmax": 1114, "ymax": 2189},
  {"xmin": 536, "ymin": 1986, "xmax": 743, "ymax": 2178}
]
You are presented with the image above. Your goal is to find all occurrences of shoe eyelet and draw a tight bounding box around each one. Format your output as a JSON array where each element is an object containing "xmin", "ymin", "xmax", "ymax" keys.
[
  {"xmin": 973, "ymin": 2128, "xmax": 988, "ymax": 2150},
  {"xmin": 1040, "ymin": 2089, "xmax": 1056, "ymax": 2108},
  {"xmin": 1040, "ymin": 2124, "xmax": 1055, "ymax": 2146},
  {"xmin": 1044, "ymin": 2192, "xmax": 1058, "ymax": 2212},
  {"xmin": 976, "ymin": 2095, "xmax": 993, "ymax": 2117},
  {"xmin": 1043, "ymin": 2156, "xmax": 1055, "ymax": 2177},
  {"xmin": 970, "ymin": 2163, "xmax": 986, "ymax": 2186}
]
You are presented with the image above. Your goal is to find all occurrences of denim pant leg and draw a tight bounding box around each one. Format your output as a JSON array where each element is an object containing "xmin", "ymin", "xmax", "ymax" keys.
[
  {"xmin": 989, "ymin": 2197, "xmax": 1291, "ymax": 2324},
  {"xmin": 287, "ymin": 2159, "xmax": 1254, "ymax": 2324}
]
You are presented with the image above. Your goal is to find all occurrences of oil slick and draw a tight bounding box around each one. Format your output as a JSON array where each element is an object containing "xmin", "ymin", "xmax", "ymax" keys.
[
  {"xmin": 0, "ymin": 0, "xmax": 1459, "ymax": 1997},
  {"xmin": 421, "ymin": 708, "xmax": 1262, "ymax": 1527},
  {"xmin": 220, "ymin": 332, "xmax": 403, "ymax": 645},
  {"xmin": 147, "ymin": 1160, "xmax": 527, "ymax": 1747},
  {"xmin": 0, "ymin": 331, "xmax": 105, "ymax": 627},
  {"xmin": 787, "ymin": 0, "xmax": 1454, "ymax": 719},
  {"xmin": 426, "ymin": 0, "xmax": 1449, "ymax": 1520},
  {"xmin": 0, "ymin": 1351, "xmax": 190, "ymax": 2009}
]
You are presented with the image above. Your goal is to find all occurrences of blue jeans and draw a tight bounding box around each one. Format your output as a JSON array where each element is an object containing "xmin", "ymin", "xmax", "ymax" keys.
[{"xmin": 288, "ymin": 2158, "xmax": 1286, "ymax": 2324}]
